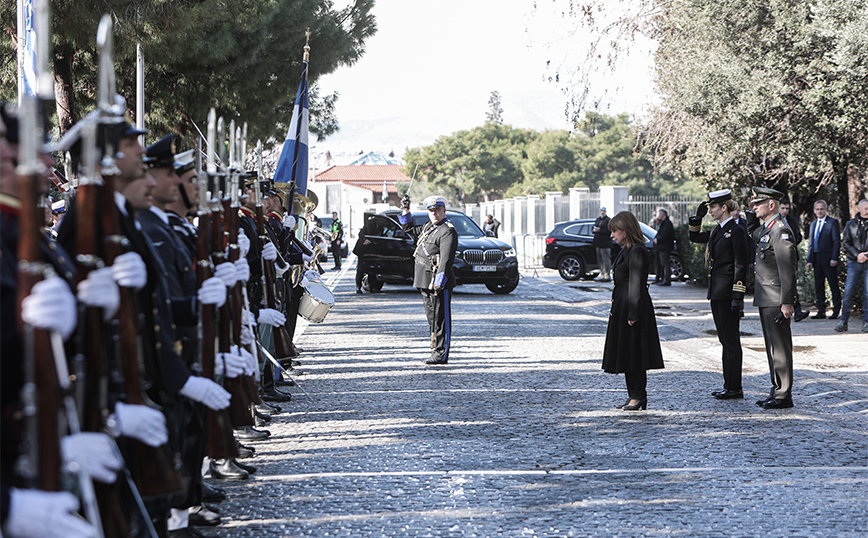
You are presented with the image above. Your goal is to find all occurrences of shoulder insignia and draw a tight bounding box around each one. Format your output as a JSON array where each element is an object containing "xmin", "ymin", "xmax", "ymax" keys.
[
  {"xmin": 781, "ymin": 233, "xmax": 789, "ymax": 241},
  {"xmin": 445, "ymin": 222, "xmax": 455, "ymax": 229}
]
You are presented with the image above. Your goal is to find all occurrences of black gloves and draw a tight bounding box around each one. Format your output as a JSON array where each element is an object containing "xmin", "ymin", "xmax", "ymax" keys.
[
  {"xmin": 744, "ymin": 209, "xmax": 759, "ymax": 229},
  {"xmin": 695, "ymin": 201, "xmax": 708, "ymax": 219},
  {"xmin": 400, "ymin": 194, "xmax": 411, "ymax": 211},
  {"xmin": 731, "ymin": 297, "xmax": 744, "ymax": 318}
]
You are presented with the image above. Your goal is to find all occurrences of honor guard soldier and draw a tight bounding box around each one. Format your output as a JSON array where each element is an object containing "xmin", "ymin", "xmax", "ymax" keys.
[
  {"xmin": 398, "ymin": 195, "xmax": 458, "ymax": 365},
  {"xmin": 689, "ymin": 189, "xmax": 749, "ymax": 400},
  {"xmin": 746, "ymin": 187, "xmax": 798, "ymax": 409}
]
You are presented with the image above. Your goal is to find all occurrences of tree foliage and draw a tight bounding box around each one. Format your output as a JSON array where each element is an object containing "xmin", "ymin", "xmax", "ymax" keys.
[
  {"xmin": 0, "ymin": 0, "xmax": 376, "ymax": 146},
  {"xmin": 485, "ymin": 90, "xmax": 504, "ymax": 125}
]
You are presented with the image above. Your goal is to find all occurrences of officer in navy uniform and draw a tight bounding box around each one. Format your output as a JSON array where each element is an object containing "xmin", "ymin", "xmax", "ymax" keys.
[
  {"xmin": 398, "ymin": 195, "xmax": 458, "ymax": 365},
  {"xmin": 164, "ymin": 149, "xmax": 199, "ymax": 260},
  {"xmin": 688, "ymin": 189, "xmax": 749, "ymax": 400},
  {"xmin": 745, "ymin": 187, "xmax": 798, "ymax": 409}
]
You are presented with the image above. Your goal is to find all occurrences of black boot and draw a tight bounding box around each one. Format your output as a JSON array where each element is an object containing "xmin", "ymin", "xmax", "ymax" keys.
[{"xmin": 209, "ymin": 458, "xmax": 248, "ymax": 480}]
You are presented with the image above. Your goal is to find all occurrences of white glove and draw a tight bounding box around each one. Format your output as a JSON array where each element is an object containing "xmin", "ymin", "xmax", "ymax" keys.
[
  {"xmin": 61, "ymin": 432, "xmax": 122, "ymax": 484},
  {"xmin": 234, "ymin": 258, "xmax": 250, "ymax": 282},
  {"xmin": 215, "ymin": 346, "xmax": 246, "ymax": 378},
  {"xmin": 261, "ymin": 241, "xmax": 278, "ymax": 261},
  {"xmin": 242, "ymin": 309, "xmax": 256, "ymax": 326},
  {"xmin": 111, "ymin": 251, "xmax": 147, "ymax": 290},
  {"xmin": 111, "ymin": 402, "xmax": 169, "ymax": 447},
  {"xmin": 300, "ymin": 275, "xmax": 310, "ymax": 288},
  {"xmin": 257, "ymin": 307, "xmax": 286, "ymax": 327},
  {"xmin": 21, "ymin": 276, "xmax": 77, "ymax": 340},
  {"xmin": 283, "ymin": 214, "xmax": 296, "ymax": 229},
  {"xmin": 240, "ymin": 323, "xmax": 254, "ymax": 346},
  {"xmin": 197, "ymin": 276, "xmax": 227, "ymax": 307},
  {"xmin": 237, "ymin": 229, "xmax": 251, "ymax": 257},
  {"xmin": 4, "ymin": 488, "xmax": 97, "ymax": 538},
  {"xmin": 77, "ymin": 267, "xmax": 120, "ymax": 321},
  {"xmin": 213, "ymin": 262, "xmax": 237, "ymax": 287},
  {"xmin": 237, "ymin": 346, "xmax": 257, "ymax": 376},
  {"xmin": 275, "ymin": 261, "xmax": 289, "ymax": 277},
  {"xmin": 179, "ymin": 376, "xmax": 231, "ymax": 411},
  {"xmin": 302, "ymin": 251, "xmax": 315, "ymax": 263}
]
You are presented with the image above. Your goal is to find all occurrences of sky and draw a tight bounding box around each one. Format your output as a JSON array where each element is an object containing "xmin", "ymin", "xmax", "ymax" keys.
[{"xmin": 315, "ymin": 0, "xmax": 659, "ymax": 165}]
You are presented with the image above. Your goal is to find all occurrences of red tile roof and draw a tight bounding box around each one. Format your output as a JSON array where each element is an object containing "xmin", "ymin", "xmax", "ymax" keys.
[{"xmin": 312, "ymin": 165, "xmax": 410, "ymax": 194}]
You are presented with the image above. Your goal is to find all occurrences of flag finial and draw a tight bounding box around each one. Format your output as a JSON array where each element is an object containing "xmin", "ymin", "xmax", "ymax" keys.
[{"xmin": 304, "ymin": 28, "xmax": 311, "ymax": 62}]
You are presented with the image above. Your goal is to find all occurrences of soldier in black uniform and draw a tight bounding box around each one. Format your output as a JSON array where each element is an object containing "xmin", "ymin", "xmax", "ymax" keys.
[
  {"xmin": 688, "ymin": 189, "xmax": 749, "ymax": 400},
  {"xmin": 746, "ymin": 187, "xmax": 798, "ymax": 409},
  {"xmin": 398, "ymin": 195, "xmax": 458, "ymax": 365}
]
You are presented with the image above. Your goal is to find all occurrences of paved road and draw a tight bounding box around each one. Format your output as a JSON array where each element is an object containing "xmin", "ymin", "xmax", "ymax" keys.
[{"xmin": 209, "ymin": 264, "xmax": 868, "ymax": 537}]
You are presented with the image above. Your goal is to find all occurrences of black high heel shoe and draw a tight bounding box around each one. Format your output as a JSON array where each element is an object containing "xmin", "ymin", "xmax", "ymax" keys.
[
  {"xmin": 614, "ymin": 399, "xmax": 631, "ymax": 409},
  {"xmin": 622, "ymin": 399, "xmax": 647, "ymax": 411}
]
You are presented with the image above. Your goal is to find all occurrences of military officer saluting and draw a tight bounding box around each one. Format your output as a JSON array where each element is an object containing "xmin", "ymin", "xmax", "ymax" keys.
[
  {"xmin": 689, "ymin": 189, "xmax": 749, "ymax": 400},
  {"xmin": 398, "ymin": 195, "xmax": 458, "ymax": 365},
  {"xmin": 746, "ymin": 187, "xmax": 798, "ymax": 409}
]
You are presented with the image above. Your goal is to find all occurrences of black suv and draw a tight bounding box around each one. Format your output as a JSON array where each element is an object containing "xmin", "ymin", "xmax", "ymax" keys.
[
  {"xmin": 542, "ymin": 219, "xmax": 684, "ymax": 281},
  {"xmin": 354, "ymin": 210, "xmax": 520, "ymax": 294}
]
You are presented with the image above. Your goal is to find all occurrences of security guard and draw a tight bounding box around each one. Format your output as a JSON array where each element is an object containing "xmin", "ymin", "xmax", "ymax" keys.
[
  {"xmin": 398, "ymin": 195, "xmax": 458, "ymax": 365},
  {"xmin": 746, "ymin": 187, "xmax": 798, "ymax": 409},
  {"xmin": 689, "ymin": 189, "xmax": 749, "ymax": 400}
]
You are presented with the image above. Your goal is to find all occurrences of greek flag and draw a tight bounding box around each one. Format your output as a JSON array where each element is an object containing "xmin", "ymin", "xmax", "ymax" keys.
[
  {"xmin": 21, "ymin": 0, "xmax": 38, "ymax": 97},
  {"xmin": 273, "ymin": 58, "xmax": 309, "ymax": 210}
]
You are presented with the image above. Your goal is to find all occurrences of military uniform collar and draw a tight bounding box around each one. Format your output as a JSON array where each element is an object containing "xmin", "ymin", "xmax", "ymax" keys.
[
  {"xmin": 719, "ymin": 216, "xmax": 733, "ymax": 228},
  {"xmin": 149, "ymin": 205, "xmax": 170, "ymax": 225},
  {"xmin": 239, "ymin": 206, "xmax": 255, "ymax": 218}
]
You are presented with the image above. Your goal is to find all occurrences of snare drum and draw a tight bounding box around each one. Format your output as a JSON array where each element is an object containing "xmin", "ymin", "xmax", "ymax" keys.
[{"xmin": 298, "ymin": 283, "xmax": 335, "ymax": 323}]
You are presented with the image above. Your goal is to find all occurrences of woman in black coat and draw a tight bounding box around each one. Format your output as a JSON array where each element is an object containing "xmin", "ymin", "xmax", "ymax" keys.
[{"xmin": 602, "ymin": 211, "xmax": 665, "ymax": 410}]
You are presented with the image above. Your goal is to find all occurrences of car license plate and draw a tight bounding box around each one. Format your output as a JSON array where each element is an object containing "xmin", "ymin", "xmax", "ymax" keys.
[{"xmin": 473, "ymin": 265, "xmax": 497, "ymax": 272}]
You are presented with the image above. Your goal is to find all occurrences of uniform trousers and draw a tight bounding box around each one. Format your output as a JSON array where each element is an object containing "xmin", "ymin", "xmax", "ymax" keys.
[
  {"xmin": 758, "ymin": 306, "xmax": 794, "ymax": 400},
  {"xmin": 710, "ymin": 300, "xmax": 743, "ymax": 391},
  {"xmin": 420, "ymin": 287, "xmax": 452, "ymax": 361}
]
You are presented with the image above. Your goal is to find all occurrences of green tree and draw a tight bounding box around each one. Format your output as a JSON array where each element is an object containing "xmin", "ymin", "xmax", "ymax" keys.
[
  {"xmin": 0, "ymin": 0, "xmax": 376, "ymax": 145},
  {"xmin": 485, "ymin": 90, "xmax": 504, "ymax": 125}
]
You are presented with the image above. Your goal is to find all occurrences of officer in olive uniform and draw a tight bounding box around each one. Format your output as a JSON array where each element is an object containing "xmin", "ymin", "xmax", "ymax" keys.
[
  {"xmin": 746, "ymin": 187, "xmax": 798, "ymax": 409},
  {"xmin": 398, "ymin": 195, "xmax": 458, "ymax": 365},
  {"xmin": 689, "ymin": 189, "xmax": 749, "ymax": 399}
]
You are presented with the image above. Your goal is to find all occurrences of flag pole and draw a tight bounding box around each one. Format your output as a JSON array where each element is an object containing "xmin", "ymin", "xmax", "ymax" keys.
[{"xmin": 136, "ymin": 42, "xmax": 145, "ymax": 147}]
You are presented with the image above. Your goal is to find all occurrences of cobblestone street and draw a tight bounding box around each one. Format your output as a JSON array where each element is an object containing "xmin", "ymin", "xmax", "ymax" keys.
[{"xmin": 210, "ymin": 265, "xmax": 868, "ymax": 537}]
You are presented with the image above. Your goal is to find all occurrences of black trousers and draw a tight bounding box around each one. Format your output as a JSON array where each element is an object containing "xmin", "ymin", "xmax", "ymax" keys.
[
  {"xmin": 758, "ymin": 306, "xmax": 793, "ymax": 400},
  {"xmin": 624, "ymin": 371, "xmax": 647, "ymax": 400},
  {"xmin": 813, "ymin": 263, "xmax": 841, "ymax": 313},
  {"xmin": 656, "ymin": 249, "xmax": 672, "ymax": 283},
  {"xmin": 710, "ymin": 299, "xmax": 743, "ymax": 391},
  {"xmin": 331, "ymin": 240, "xmax": 342, "ymax": 267},
  {"xmin": 285, "ymin": 284, "xmax": 304, "ymax": 342},
  {"xmin": 420, "ymin": 287, "xmax": 452, "ymax": 361}
]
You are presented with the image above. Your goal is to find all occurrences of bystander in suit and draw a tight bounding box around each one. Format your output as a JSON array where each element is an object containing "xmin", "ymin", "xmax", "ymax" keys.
[{"xmin": 806, "ymin": 200, "xmax": 842, "ymax": 319}]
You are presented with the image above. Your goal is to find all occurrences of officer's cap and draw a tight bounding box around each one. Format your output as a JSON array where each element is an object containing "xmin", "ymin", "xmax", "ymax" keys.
[
  {"xmin": 750, "ymin": 187, "xmax": 784, "ymax": 204},
  {"xmin": 145, "ymin": 134, "xmax": 177, "ymax": 169},
  {"xmin": 51, "ymin": 199, "xmax": 66, "ymax": 214},
  {"xmin": 423, "ymin": 196, "xmax": 448, "ymax": 209},
  {"xmin": 706, "ymin": 189, "xmax": 732, "ymax": 204},
  {"xmin": 174, "ymin": 149, "xmax": 196, "ymax": 175}
]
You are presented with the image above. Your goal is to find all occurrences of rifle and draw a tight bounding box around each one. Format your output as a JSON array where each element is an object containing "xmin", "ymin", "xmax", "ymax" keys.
[{"xmin": 200, "ymin": 115, "xmax": 240, "ymax": 459}]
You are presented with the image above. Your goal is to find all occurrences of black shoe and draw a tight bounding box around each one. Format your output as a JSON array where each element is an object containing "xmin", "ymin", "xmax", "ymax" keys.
[
  {"xmin": 254, "ymin": 408, "xmax": 272, "ymax": 422},
  {"xmin": 258, "ymin": 401, "xmax": 281, "ymax": 414},
  {"xmin": 231, "ymin": 458, "xmax": 257, "ymax": 474},
  {"xmin": 209, "ymin": 458, "xmax": 249, "ymax": 481},
  {"xmin": 425, "ymin": 357, "xmax": 448, "ymax": 365},
  {"xmin": 169, "ymin": 527, "xmax": 216, "ymax": 538},
  {"xmin": 622, "ymin": 399, "xmax": 647, "ymax": 410},
  {"xmin": 762, "ymin": 398, "xmax": 794, "ymax": 409},
  {"xmin": 755, "ymin": 395, "xmax": 775, "ymax": 407},
  {"xmin": 200, "ymin": 482, "xmax": 226, "ymax": 503},
  {"xmin": 263, "ymin": 388, "xmax": 291, "ymax": 402},
  {"xmin": 614, "ymin": 399, "xmax": 631, "ymax": 409},
  {"xmin": 793, "ymin": 311, "xmax": 810, "ymax": 322},
  {"xmin": 811, "ymin": 312, "xmax": 827, "ymax": 319},
  {"xmin": 255, "ymin": 415, "xmax": 269, "ymax": 427},
  {"xmin": 275, "ymin": 377, "xmax": 295, "ymax": 387},
  {"xmin": 236, "ymin": 439, "xmax": 256, "ymax": 455},
  {"xmin": 829, "ymin": 312, "xmax": 839, "ymax": 320},
  {"xmin": 188, "ymin": 504, "xmax": 221, "ymax": 527},
  {"xmin": 356, "ymin": 288, "xmax": 363, "ymax": 294},
  {"xmin": 236, "ymin": 444, "xmax": 254, "ymax": 459},
  {"xmin": 713, "ymin": 389, "xmax": 744, "ymax": 400},
  {"xmin": 331, "ymin": 266, "xmax": 341, "ymax": 270},
  {"xmin": 234, "ymin": 426, "xmax": 271, "ymax": 441}
]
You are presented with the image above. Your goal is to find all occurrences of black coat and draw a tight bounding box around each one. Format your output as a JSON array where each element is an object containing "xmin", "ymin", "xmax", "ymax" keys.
[
  {"xmin": 689, "ymin": 219, "xmax": 748, "ymax": 301},
  {"xmin": 602, "ymin": 245, "xmax": 664, "ymax": 374},
  {"xmin": 655, "ymin": 218, "xmax": 674, "ymax": 252},
  {"xmin": 593, "ymin": 215, "xmax": 611, "ymax": 248}
]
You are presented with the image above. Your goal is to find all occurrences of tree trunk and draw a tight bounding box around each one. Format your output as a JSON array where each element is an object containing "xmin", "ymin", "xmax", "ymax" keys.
[
  {"xmin": 53, "ymin": 49, "xmax": 77, "ymax": 137},
  {"xmin": 846, "ymin": 166, "xmax": 865, "ymax": 220},
  {"xmin": 832, "ymin": 157, "xmax": 850, "ymax": 221}
]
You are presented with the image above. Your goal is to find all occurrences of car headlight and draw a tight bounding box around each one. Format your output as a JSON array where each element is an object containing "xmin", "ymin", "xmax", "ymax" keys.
[
  {"xmin": 456, "ymin": 251, "xmax": 463, "ymax": 258},
  {"xmin": 503, "ymin": 248, "xmax": 516, "ymax": 257}
]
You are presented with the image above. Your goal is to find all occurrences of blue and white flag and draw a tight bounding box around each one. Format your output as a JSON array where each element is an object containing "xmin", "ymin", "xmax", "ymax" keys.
[
  {"xmin": 21, "ymin": 0, "xmax": 38, "ymax": 97},
  {"xmin": 381, "ymin": 177, "xmax": 388, "ymax": 202},
  {"xmin": 273, "ymin": 58, "xmax": 309, "ymax": 213}
]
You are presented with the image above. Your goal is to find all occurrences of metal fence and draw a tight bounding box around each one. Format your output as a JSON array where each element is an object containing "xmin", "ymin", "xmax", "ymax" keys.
[
  {"xmin": 625, "ymin": 195, "xmax": 702, "ymax": 227},
  {"xmin": 513, "ymin": 234, "xmax": 548, "ymax": 275}
]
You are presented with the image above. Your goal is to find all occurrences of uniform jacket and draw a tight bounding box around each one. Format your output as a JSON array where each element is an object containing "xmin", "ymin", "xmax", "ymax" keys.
[
  {"xmin": 166, "ymin": 210, "xmax": 197, "ymax": 260},
  {"xmin": 749, "ymin": 213, "xmax": 798, "ymax": 308},
  {"xmin": 330, "ymin": 218, "xmax": 344, "ymax": 242},
  {"xmin": 842, "ymin": 215, "xmax": 868, "ymax": 261},
  {"xmin": 398, "ymin": 214, "xmax": 458, "ymax": 289},
  {"xmin": 807, "ymin": 216, "xmax": 841, "ymax": 266},
  {"xmin": 655, "ymin": 218, "xmax": 675, "ymax": 251},
  {"xmin": 689, "ymin": 218, "xmax": 748, "ymax": 301},
  {"xmin": 139, "ymin": 207, "xmax": 197, "ymax": 302}
]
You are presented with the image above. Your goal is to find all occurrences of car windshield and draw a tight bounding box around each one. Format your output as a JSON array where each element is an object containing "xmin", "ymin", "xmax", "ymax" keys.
[{"xmin": 401, "ymin": 212, "xmax": 485, "ymax": 238}]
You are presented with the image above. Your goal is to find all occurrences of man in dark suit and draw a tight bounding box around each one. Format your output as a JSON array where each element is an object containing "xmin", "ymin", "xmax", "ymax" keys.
[
  {"xmin": 653, "ymin": 208, "xmax": 674, "ymax": 285},
  {"xmin": 689, "ymin": 189, "xmax": 748, "ymax": 400},
  {"xmin": 746, "ymin": 187, "xmax": 798, "ymax": 409},
  {"xmin": 806, "ymin": 199, "xmax": 842, "ymax": 319}
]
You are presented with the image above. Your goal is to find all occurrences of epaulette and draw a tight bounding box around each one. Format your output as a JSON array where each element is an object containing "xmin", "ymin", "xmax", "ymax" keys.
[{"xmin": 239, "ymin": 207, "xmax": 254, "ymax": 218}]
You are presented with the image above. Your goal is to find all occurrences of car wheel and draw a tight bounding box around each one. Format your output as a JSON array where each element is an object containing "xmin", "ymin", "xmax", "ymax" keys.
[
  {"xmin": 485, "ymin": 279, "xmax": 519, "ymax": 294},
  {"xmin": 669, "ymin": 254, "xmax": 684, "ymax": 281},
  {"xmin": 557, "ymin": 254, "xmax": 585, "ymax": 281}
]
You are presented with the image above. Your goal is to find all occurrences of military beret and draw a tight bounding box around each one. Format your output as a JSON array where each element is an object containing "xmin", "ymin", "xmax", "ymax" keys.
[
  {"xmin": 706, "ymin": 189, "xmax": 732, "ymax": 204},
  {"xmin": 750, "ymin": 187, "xmax": 784, "ymax": 203},
  {"xmin": 145, "ymin": 134, "xmax": 177, "ymax": 169}
]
